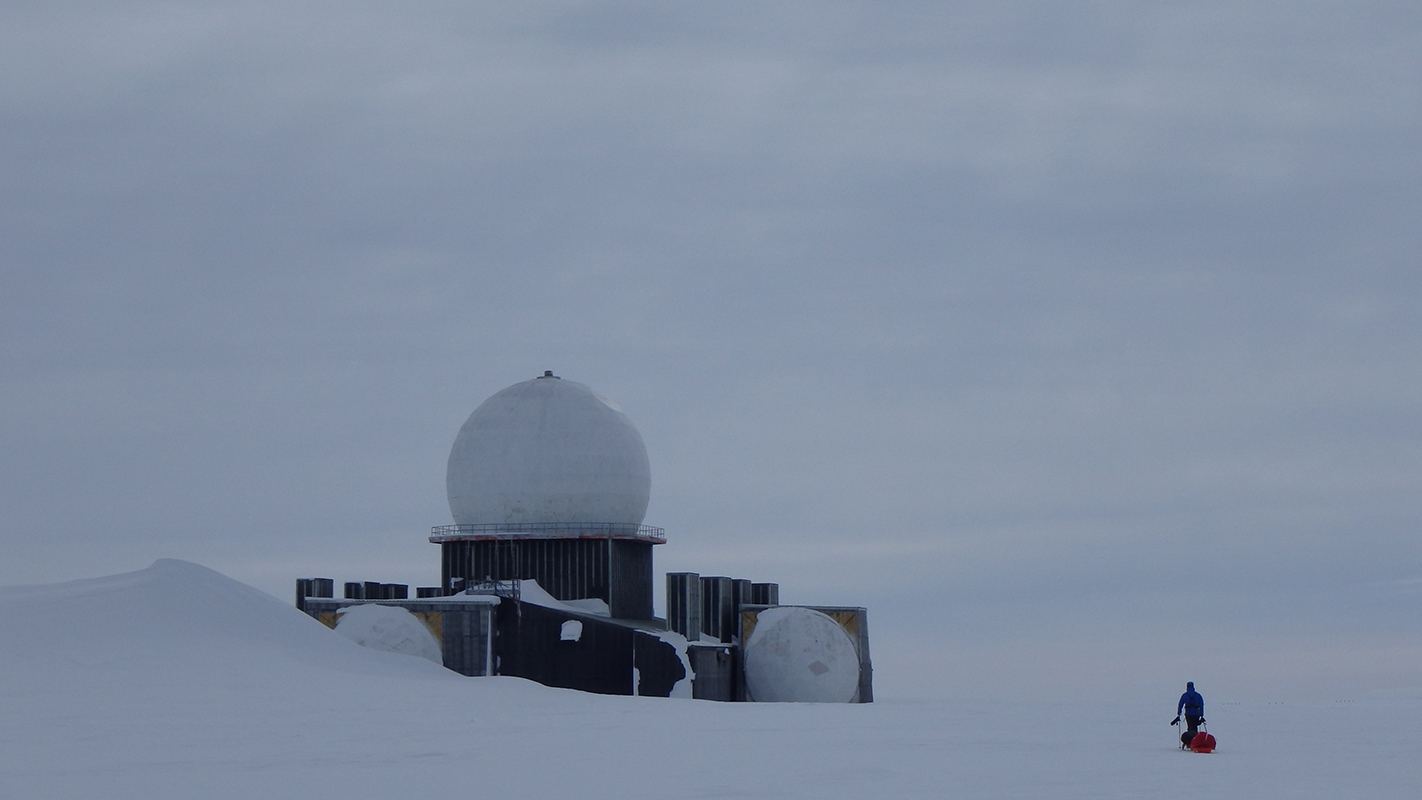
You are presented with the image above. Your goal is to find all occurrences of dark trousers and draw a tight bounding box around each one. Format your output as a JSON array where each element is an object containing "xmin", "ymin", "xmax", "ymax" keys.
[{"xmin": 1180, "ymin": 715, "xmax": 1202, "ymax": 747}]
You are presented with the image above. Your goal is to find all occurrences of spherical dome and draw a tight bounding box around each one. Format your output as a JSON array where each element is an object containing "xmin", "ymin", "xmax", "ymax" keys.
[
  {"xmin": 743, "ymin": 607, "xmax": 860, "ymax": 703},
  {"xmin": 446, "ymin": 373, "xmax": 651, "ymax": 528}
]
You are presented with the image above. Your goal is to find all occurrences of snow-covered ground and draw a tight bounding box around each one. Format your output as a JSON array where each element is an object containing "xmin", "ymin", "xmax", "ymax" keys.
[{"xmin": 2, "ymin": 560, "xmax": 1416, "ymax": 799}]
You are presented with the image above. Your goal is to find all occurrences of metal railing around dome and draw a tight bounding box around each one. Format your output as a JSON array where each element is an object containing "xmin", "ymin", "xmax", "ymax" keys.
[{"xmin": 429, "ymin": 522, "xmax": 666, "ymax": 543}]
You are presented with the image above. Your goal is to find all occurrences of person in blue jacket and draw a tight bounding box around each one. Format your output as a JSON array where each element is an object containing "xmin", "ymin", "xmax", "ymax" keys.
[{"xmin": 1172, "ymin": 682, "xmax": 1205, "ymax": 747}]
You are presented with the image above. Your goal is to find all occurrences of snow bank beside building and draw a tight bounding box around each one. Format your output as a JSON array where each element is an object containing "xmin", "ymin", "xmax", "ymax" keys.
[{"xmin": 1, "ymin": 561, "xmax": 1418, "ymax": 800}]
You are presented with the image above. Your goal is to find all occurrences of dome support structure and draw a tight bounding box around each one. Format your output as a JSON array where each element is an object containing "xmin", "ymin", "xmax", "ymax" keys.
[{"xmin": 438, "ymin": 534, "xmax": 656, "ymax": 620}]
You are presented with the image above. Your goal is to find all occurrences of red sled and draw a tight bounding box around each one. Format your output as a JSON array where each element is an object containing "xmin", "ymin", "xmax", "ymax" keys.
[{"xmin": 1189, "ymin": 732, "xmax": 1216, "ymax": 753}]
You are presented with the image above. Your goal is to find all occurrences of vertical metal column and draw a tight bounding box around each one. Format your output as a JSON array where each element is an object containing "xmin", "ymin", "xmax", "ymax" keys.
[
  {"xmin": 665, "ymin": 572, "xmax": 701, "ymax": 639},
  {"xmin": 750, "ymin": 582, "xmax": 779, "ymax": 605},
  {"xmin": 730, "ymin": 579, "xmax": 753, "ymax": 642},
  {"xmin": 484, "ymin": 604, "xmax": 495, "ymax": 676},
  {"xmin": 700, "ymin": 576, "xmax": 735, "ymax": 642}
]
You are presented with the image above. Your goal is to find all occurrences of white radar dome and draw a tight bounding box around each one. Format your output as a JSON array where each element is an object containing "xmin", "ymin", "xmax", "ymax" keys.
[
  {"xmin": 446, "ymin": 372, "xmax": 651, "ymax": 528},
  {"xmin": 743, "ymin": 607, "xmax": 860, "ymax": 703}
]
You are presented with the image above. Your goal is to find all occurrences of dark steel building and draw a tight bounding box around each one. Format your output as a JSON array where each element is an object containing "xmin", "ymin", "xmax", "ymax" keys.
[{"xmin": 432, "ymin": 523, "xmax": 664, "ymax": 620}]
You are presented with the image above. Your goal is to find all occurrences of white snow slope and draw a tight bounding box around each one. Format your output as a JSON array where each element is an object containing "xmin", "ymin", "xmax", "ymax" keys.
[{"xmin": 1, "ymin": 560, "xmax": 1416, "ymax": 799}]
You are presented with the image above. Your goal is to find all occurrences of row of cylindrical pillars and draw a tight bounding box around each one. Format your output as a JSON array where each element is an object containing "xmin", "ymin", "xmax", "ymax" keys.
[
  {"xmin": 666, "ymin": 572, "xmax": 778, "ymax": 643},
  {"xmin": 345, "ymin": 582, "xmax": 409, "ymax": 600},
  {"xmin": 296, "ymin": 578, "xmax": 453, "ymax": 611}
]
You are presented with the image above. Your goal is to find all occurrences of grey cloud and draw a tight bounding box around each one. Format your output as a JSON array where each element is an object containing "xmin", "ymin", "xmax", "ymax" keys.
[{"xmin": 2, "ymin": 0, "xmax": 1419, "ymax": 698}]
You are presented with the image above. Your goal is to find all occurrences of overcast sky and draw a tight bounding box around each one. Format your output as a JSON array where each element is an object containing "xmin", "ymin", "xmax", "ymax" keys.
[{"xmin": 3, "ymin": 1, "xmax": 1419, "ymax": 701}]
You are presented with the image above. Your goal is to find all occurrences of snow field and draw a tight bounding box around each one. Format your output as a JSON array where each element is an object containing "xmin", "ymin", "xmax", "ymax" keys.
[{"xmin": 1, "ymin": 561, "xmax": 1416, "ymax": 799}]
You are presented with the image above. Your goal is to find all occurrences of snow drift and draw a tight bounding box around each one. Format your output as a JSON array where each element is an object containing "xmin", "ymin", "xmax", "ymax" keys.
[
  {"xmin": 0, "ymin": 559, "xmax": 453, "ymax": 680},
  {"xmin": 1, "ymin": 561, "xmax": 1417, "ymax": 800}
]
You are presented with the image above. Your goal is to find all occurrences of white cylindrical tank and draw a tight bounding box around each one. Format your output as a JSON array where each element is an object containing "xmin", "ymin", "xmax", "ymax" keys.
[
  {"xmin": 446, "ymin": 373, "xmax": 651, "ymax": 527},
  {"xmin": 743, "ymin": 607, "xmax": 860, "ymax": 703}
]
